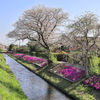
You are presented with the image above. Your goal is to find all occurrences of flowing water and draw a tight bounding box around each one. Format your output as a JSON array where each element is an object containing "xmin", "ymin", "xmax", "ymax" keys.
[{"xmin": 3, "ymin": 54, "xmax": 73, "ymax": 100}]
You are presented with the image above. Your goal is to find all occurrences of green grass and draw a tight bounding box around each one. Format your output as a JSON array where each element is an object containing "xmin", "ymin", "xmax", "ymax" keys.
[
  {"xmin": 38, "ymin": 66, "xmax": 96, "ymax": 100},
  {"xmin": 7, "ymin": 53, "xmax": 98, "ymax": 100},
  {"xmin": 0, "ymin": 54, "xmax": 28, "ymax": 100}
]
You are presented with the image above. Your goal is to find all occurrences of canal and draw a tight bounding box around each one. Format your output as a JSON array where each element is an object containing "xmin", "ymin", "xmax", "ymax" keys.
[{"xmin": 3, "ymin": 53, "xmax": 72, "ymax": 100}]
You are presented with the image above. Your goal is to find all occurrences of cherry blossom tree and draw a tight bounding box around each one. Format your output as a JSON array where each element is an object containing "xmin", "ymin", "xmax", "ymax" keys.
[
  {"xmin": 67, "ymin": 12, "xmax": 100, "ymax": 78},
  {"xmin": 7, "ymin": 5, "xmax": 69, "ymax": 65}
]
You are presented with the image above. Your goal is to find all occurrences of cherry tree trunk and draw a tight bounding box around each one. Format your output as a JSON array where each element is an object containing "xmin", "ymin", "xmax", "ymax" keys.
[{"xmin": 85, "ymin": 51, "xmax": 89, "ymax": 78}]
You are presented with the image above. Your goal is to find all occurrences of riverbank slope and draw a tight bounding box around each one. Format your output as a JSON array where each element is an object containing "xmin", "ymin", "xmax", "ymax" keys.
[{"xmin": 0, "ymin": 53, "xmax": 28, "ymax": 100}]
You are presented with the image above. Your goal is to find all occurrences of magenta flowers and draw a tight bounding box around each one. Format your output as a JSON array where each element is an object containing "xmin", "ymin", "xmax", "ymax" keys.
[
  {"xmin": 84, "ymin": 76, "xmax": 100, "ymax": 90},
  {"xmin": 7, "ymin": 51, "xmax": 12, "ymax": 54},
  {"xmin": 13, "ymin": 53, "xmax": 24, "ymax": 58},
  {"xmin": 7, "ymin": 51, "xmax": 47, "ymax": 67},
  {"xmin": 50, "ymin": 64, "xmax": 85, "ymax": 82}
]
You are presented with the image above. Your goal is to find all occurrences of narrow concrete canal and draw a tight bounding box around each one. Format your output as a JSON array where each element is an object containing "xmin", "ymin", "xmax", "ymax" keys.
[{"xmin": 3, "ymin": 54, "xmax": 72, "ymax": 100}]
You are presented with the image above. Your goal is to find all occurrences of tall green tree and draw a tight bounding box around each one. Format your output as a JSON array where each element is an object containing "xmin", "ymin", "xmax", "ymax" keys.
[
  {"xmin": 8, "ymin": 44, "xmax": 16, "ymax": 51},
  {"xmin": 27, "ymin": 41, "xmax": 39, "ymax": 53}
]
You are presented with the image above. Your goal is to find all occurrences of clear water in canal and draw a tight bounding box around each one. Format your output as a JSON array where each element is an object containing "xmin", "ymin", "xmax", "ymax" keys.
[{"xmin": 3, "ymin": 54, "xmax": 73, "ymax": 100}]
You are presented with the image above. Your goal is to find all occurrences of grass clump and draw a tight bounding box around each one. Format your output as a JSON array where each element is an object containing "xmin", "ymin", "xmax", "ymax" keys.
[{"xmin": 0, "ymin": 53, "xmax": 28, "ymax": 100}]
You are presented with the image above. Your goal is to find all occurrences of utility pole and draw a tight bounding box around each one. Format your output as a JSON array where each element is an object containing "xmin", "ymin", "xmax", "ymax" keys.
[{"xmin": 19, "ymin": 39, "xmax": 20, "ymax": 48}]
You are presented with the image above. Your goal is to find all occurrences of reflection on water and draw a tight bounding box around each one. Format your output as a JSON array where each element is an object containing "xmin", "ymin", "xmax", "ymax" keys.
[{"xmin": 3, "ymin": 54, "xmax": 72, "ymax": 100}]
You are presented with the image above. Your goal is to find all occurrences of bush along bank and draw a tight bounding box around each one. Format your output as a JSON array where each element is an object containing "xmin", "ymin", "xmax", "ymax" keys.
[
  {"xmin": 0, "ymin": 53, "xmax": 28, "ymax": 100},
  {"xmin": 7, "ymin": 53, "xmax": 99, "ymax": 100}
]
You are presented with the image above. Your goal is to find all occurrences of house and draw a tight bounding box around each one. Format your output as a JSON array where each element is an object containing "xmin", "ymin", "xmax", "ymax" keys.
[{"xmin": 0, "ymin": 43, "xmax": 7, "ymax": 51}]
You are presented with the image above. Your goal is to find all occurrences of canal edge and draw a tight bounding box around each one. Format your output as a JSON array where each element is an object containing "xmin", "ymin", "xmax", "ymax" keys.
[{"xmin": 6, "ymin": 53, "xmax": 80, "ymax": 100}]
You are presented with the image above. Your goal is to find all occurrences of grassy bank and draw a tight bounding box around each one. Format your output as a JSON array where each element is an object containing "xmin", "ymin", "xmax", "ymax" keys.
[
  {"xmin": 0, "ymin": 53, "xmax": 28, "ymax": 100},
  {"xmin": 7, "ymin": 53, "xmax": 99, "ymax": 100}
]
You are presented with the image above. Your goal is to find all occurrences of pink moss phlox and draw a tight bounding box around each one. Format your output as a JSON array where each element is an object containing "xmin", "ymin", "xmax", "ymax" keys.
[
  {"xmin": 41, "ymin": 62, "xmax": 46, "ymax": 66},
  {"xmin": 84, "ymin": 76, "xmax": 100, "ymax": 90},
  {"xmin": 9, "ymin": 52, "xmax": 47, "ymax": 67},
  {"xmin": 54, "ymin": 64, "xmax": 85, "ymax": 82}
]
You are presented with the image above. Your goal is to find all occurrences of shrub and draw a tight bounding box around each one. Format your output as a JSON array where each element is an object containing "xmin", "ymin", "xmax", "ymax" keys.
[
  {"xmin": 30, "ymin": 51, "xmax": 36, "ymax": 56},
  {"xmin": 36, "ymin": 52, "xmax": 49, "ymax": 59},
  {"xmin": 37, "ymin": 47, "xmax": 47, "ymax": 52},
  {"xmin": 61, "ymin": 54, "xmax": 69, "ymax": 62},
  {"xmin": 16, "ymin": 46, "xmax": 30, "ymax": 54},
  {"xmin": 49, "ymin": 53, "xmax": 58, "ymax": 64},
  {"xmin": 89, "ymin": 56, "xmax": 100, "ymax": 75},
  {"xmin": 8, "ymin": 44, "xmax": 14, "ymax": 51},
  {"xmin": 66, "ymin": 51, "xmax": 81, "ymax": 64},
  {"xmin": 57, "ymin": 54, "xmax": 63, "ymax": 61},
  {"xmin": 36, "ymin": 52, "xmax": 58, "ymax": 64}
]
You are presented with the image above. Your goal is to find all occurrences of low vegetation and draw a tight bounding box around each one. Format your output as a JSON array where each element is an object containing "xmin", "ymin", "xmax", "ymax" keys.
[
  {"xmin": 7, "ymin": 53, "xmax": 100, "ymax": 100},
  {"xmin": 0, "ymin": 53, "xmax": 28, "ymax": 100}
]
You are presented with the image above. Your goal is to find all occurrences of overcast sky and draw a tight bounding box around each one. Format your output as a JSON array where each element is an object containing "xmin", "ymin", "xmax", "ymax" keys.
[{"xmin": 0, "ymin": 0, "xmax": 100, "ymax": 46}]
